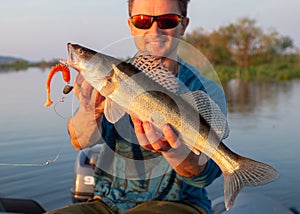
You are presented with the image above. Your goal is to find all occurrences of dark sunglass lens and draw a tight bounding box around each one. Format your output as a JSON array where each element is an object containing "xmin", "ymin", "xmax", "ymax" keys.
[
  {"xmin": 158, "ymin": 15, "xmax": 181, "ymax": 29},
  {"xmin": 132, "ymin": 15, "xmax": 152, "ymax": 29}
]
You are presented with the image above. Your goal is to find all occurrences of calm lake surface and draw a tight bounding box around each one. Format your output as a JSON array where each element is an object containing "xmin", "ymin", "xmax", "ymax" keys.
[{"xmin": 0, "ymin": 68, "xmax": 299, "ymax": 211}]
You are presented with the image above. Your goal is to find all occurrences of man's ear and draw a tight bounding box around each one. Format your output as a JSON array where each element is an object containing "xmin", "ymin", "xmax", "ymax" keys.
[
  {"xmin": 180, "ymin": 17, "xmax": 190, "ymax": 36},
  {"xmin": 128, "ymin": 18, "xmax": 134, "ymax": 35}
]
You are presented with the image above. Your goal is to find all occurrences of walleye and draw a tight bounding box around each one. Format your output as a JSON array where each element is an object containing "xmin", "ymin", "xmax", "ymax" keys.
[{"xmin": 64, "ymin": 43, "xmax": 279, "ymax": 210}]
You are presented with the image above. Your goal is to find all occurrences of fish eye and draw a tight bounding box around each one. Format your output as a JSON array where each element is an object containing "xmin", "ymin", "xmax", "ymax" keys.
[{"xmin": 77, "ymin": 48, "xmax": 84, "ymax": 55}]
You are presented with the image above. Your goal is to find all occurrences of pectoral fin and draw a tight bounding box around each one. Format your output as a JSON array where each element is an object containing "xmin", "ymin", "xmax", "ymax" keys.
[{"xmin": 104, "ymin": 98, "xmax": 126, "ymax": 123}]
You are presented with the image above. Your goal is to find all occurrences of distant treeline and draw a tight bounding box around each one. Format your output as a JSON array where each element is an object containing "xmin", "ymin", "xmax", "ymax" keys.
[
  {"xmin": 182, "ymin": 17, "xmax": 300, "ymax": 81},
  {"xmin": 0, "ymin": 59, "xmax": 58, "ymax": 71},
  {"xmin": 183, "ymin": 17, "xmax": 299, "ymax": 67}
]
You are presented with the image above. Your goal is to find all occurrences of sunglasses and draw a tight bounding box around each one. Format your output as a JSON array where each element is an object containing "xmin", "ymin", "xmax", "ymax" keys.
[{"xmin": 130, "ymin": 14, "xmax": 184, "ymax": 30}]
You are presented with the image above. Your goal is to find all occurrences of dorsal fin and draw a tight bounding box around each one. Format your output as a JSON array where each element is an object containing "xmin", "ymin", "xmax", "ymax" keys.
[{"xmin": 130, "ymin": 52, "xmax": 178, "ymax": 93}]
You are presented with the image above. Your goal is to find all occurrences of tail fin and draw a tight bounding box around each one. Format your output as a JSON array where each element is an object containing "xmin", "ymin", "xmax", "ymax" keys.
[{"xmin": 223, "ymin": 156, "xmax": 279, "ymax": 210}]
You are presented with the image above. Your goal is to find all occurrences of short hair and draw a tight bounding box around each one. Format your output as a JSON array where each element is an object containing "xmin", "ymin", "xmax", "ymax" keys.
[{"xmin": 128, "ymin": 0, "xmax": 190, "ymax": 17}]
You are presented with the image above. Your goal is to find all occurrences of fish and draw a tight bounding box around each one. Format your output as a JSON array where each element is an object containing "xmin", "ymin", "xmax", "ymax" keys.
[{"xmin": 63, "ymin": 42, "xmax": 279, "ymax": 210}]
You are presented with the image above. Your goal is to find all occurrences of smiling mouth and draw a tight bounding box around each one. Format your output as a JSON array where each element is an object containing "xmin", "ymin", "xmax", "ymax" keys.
[{"xmin": 148, "ymin": 40, "xmax": 165, "ymax": 45}]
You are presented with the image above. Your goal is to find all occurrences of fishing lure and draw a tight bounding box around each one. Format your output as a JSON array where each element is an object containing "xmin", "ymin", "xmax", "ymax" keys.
[{"xmin": 44, "ymin": 63, "xmax": 72, "ymax": 107}]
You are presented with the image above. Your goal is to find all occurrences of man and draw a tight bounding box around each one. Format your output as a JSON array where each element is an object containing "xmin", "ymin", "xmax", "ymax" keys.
[{"xmin": 48, "ymin": 0, "xmax": 227, "ymax": 213}]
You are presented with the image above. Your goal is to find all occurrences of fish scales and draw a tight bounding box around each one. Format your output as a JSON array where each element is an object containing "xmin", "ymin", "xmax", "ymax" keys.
[{"xmin": 111, "ymin": 63, "xmax": 207, "ymax": 151}]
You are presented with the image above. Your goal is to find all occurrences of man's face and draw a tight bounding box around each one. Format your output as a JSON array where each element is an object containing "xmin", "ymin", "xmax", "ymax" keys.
[{"xmin": 128, "ymin": 0, "xmax": 189, "ymax": 58}]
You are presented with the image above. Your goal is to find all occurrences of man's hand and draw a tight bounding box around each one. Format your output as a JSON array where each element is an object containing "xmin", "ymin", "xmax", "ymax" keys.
[
  {"xmin": 68, "ymin": 74, "xmax": 105, "ymax": 150},
  {"xmin": 73, "ymin": 74, "xmax": 105, "ymax": 118},
  {"xmin": 131, "ymin": 117, "xmax": 207, "ymax": 177}
]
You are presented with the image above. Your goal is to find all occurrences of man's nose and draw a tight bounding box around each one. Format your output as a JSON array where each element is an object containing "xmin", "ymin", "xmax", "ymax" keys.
[{"xmin": 148, "ymin": 21, "xmax": 161, "ymax": 34}]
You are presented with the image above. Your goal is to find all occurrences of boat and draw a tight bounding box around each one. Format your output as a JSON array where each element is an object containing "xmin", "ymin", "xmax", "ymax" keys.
[{"xmin": 0, "ymin": 145, "xmax": 298, "ymax": 213}]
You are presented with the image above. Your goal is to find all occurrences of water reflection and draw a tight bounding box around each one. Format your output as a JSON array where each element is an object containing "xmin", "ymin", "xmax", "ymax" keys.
[
  {"xmin": 209, "ymin": 79, "xmax": 300, "ymax": 211},
  {"xmin": 0, "ymin": 69, "xmax": 299, "ymax": 211},
  {"xmin": 223, "ymin": 79, "xmax": 293, "ymax": 113}
]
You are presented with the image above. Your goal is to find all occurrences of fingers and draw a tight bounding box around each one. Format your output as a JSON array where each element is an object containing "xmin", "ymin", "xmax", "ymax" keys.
[
  {"xmin": 92, "ymin": 90, "xmax": 105, "ymax": 115},
  {"xmin": 131, "ymin": 117, "xmax": 152, "ymax": 150},
  {"xmin": 131, "ymin": 117, "xmax": 173, "ymax": 153},
  {"xmin": 74, "ymin": 74, "xmax": 93, "ymax": 100},
  {"xmin": 73, "ymin": 74, "xmax": 85, "ymax": 98},
  {"xmin": 75, "ymin": 73, "xmax": 85, "ymax": 86},
  {"xmin": 143, "ymin": 122, "xmax": 163, "ymax": 144},
  {"xmin": 80, "ymin": 80, "xmax": 93, "ymax": 99},
  {"xmin": 143, "ymin": 122, "xmax": 170, "ymax": 152},
  {"xmin": 73, "ymin": 73, "xmax": 105, "ymax": 116},
  {"xmin": 162, "ymin": 124, "xmax": 182, "ymax": 149},
  {"xmin": 73, "ymin": 76, "xmax": 80, "ymax": 98},
  {"xmin": 131, "ymin": 116, "xmax": 144, "ymax": 134}
]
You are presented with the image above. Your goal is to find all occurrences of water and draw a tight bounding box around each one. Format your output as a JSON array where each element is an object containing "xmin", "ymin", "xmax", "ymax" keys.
[
  {"xmin": 0, "ymin": 68, "xmax": 78, "ymax": 210},
  {"xmin": 207, "ymin": 79, "xmax": 300, "ymax": 211},
  {"xmin": 0, "ymin": 68, "xmax": 299, "ymax": 211}
]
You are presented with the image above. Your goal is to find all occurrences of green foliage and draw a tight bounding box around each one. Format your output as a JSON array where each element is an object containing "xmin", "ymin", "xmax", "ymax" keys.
[
  {"xmin": 215, "ymin": 62, "xmax": 300, "ymax": 83},
  {"xmin": 182, "ymin": 17, "xmax": 299, "ymax": 81},
  {"xmin": 183, "ymin": 17, "xmax": 297, "ymax": 68}
]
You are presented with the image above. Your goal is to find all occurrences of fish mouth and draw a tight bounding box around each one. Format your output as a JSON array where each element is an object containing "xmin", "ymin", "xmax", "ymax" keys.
[
  {"xmin": 67, "ymin": 43, "xmax": 75, "ymax": 64},
  {"xmin": 65, "ymin": 43, "xmax": 81, "ymax": 71}
]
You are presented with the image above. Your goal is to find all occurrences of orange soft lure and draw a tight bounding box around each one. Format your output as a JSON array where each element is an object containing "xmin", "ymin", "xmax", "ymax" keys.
[{"xmin": 44, "ymin": 63, "xmax": 71, "ymax": 107}]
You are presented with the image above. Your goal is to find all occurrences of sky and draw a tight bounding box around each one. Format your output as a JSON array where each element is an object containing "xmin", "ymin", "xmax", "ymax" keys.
[{"xmin": 1, "ymin": 0, "xmax": 299, "ymax": 61}]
